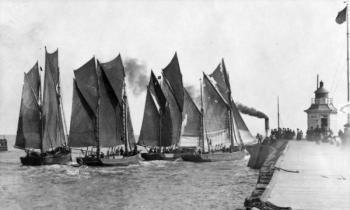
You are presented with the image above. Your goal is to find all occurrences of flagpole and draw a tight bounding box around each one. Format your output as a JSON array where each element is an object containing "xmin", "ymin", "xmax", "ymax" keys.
[
  {"xmin": 347, "ymin": 3, "xmax": 349, "ymax": 102},
  {"xmin": 345, "ymin": 2, "xmax": 350, "ymax": 136}
]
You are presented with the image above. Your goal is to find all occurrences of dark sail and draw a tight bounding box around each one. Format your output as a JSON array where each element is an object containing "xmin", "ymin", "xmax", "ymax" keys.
[
  {"xmin": 100, "ymin": 55, "xmax": 125, "ymax": 104},
  {"xmin": 15, "ymin": 63, "xmax": 41, "ymax": 149},
  {"xmin": 161, "ymin": 104, "xmax": 173, "ymax": 146},
  {"xmin": 202, "ymin": 74, "xmax": 230, "ymax": 146},
  {"xmin": 209, "ymin": 62, "xmax": 230, "ymax": 103},
  {"xmin": 149, "ymin": 71, "xmax": 166, "ymax": 108},
  {"xmin": 41, "ymin": 49, "xmax": 66, "ymax": 151},
  {"xmin": 68, "ymin": 80, "xmax": 97, "ymax": 147},
  {"xmin": 162, "ymin": 79, "xmax": 182, "ymax": 145},
  {"xmin": 97, "ymin": 62, "xmax": 122, "ymax": 147},
  {"xmin": 139, "ymin": 71, "xmax": 172, "ymax": 146},
  {"xmin": 74, "ymin": 58, "xmax": 99, "ymax": 115},
  {"xmin": 126, "ymin": 97, "xmax": 136, "ymax": 145},
  {"xmin": 179, "ymin": 88, "xmax": 201, "ymax": 147},
  {"xmin": 162, "ymin": 53, "xmax": 184, "ymax": 111},
  {"xmin": 138, "ymin": 88, "xmax": 160, "ymax": 146}
]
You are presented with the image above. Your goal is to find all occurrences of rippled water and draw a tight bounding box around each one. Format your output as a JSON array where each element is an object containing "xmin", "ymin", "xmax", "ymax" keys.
[{"xmin": 0, "ymin": 137, "xmax": 258, "ymax": 210}]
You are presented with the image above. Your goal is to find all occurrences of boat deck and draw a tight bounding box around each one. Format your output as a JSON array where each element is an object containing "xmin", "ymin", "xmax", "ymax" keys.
[{"xmin": 261, "ymin": 140, "xmax": 350, "ymax": 210}]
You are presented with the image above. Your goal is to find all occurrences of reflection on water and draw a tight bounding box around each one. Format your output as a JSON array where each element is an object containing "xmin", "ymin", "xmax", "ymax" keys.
[{"xmin": 0, "ymin": 137, "xmax": 258, "ymax": 210}]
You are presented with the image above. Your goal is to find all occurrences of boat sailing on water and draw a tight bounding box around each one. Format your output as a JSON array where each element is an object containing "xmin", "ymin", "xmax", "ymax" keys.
[
  {"xmin": 139, "ymin": 54, "xmax": 201, "ymax": 160},
  {"xmin": 15, "ymin": 48, "xmax": 71, "ymax": 165},
  {"xmin": 182, "ymin": 60, "xmax": 252, "ymax": 162},
  {"xmin": 69, "ymin": 55, "xmax": 140, "ymax": 166}
]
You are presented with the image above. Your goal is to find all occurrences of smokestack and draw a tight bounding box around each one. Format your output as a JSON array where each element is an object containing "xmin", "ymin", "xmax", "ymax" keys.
[
  {"xmin": 265, "ymin": 118, "xmax": 269, "ymax": 137},
  {"xmin": 317, "ymin": 74, "xmax": 319, "ymax": 89}
]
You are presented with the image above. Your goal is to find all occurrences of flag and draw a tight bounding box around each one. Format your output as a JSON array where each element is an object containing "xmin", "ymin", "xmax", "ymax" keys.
[{"xmin": 336, "ymin": 6, "xmax": 347, "ymax": 24}]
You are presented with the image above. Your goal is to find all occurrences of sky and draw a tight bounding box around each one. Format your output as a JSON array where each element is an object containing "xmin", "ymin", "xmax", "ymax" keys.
[{"xmin": 0, "ymin": 0, "xmax": 349, "ymax": 136}]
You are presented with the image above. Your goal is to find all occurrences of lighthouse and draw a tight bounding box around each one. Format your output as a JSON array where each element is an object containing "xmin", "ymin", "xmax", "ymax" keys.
[{"xmin": 305, "ymin": 79, "xmax": 337, "ymax": 133}]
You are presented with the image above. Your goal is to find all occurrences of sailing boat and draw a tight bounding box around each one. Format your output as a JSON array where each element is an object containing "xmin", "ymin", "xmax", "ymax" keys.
[
  {"xmin": 15, "ymin": 48, "xmax": 71, "ymax": 165},
  {"xmin": 182, "ymin": 60, "xmax": 246, "ymax": 162},
  {"xmin": 138, "ymin": 71, "xmax": 176, "ymax": 160},
  {"xmin": 69, "ymin": 55, "xmax": 139, "ymax": 166},
  {"xmin": 139, "ymin": 54, "xmax": 197, "ymax": 160}
]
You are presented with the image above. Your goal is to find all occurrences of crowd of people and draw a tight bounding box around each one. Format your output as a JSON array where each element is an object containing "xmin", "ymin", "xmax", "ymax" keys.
[
  {"xmin": 255, "ymin": 127, "xmax": 304, "ymax": 145},
  {"xmin": 306, "ymin": 126, "xmax": 333, "ymax": 142},
  {"xmin": 270, "ymin": 128, "xmax": 298, "ymax": 140}
]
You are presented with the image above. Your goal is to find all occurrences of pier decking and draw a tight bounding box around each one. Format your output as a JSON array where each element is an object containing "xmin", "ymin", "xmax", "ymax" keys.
[{"xmin": 261, "ymin": 140, "xmax": 350, "ymax": 210}]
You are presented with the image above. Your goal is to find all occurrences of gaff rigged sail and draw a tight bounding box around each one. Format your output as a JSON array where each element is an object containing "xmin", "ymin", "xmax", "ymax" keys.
[
  {"xmin": 202, "ymin": 73, "xmax": 231, "ymax": 146},
  {"xmin": 100, "ymin": 56, "xmax": 135, "ymax": 146},
  {"xmin": 41, "ymin": 49, "xmax": 66, "ymax": 151},
  {"xmin": 162, "ymin": 53, "xmax": 184, "ymax": 112},
  {"xmin": 69, "ymin": 58, "xmax": 99, "ymax": 147},
  {"xmin": 15, "ymin": 63, "xmax": 42, "ymax": 150},
  {"xmin": 210, "ymin": 60, "xmax": 255, "ymax": 145},
  {"xmin": 178, "ymin": 88, "xmax": 201, "ymax": 147},
  {"xmin": 68, "ymin": 80, "xmax": 96, "ymax": 147}
]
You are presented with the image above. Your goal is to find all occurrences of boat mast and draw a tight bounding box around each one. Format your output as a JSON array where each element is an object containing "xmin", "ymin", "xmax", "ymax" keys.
[
  {"xmin": 57, "ymin": 55, "xmax": 68, "ymax": 146},
  {"xmin": 277, "ymin": 96, "xmax": 280, "ymax": 130},
  {"xmin": 346, "ymin": 4, "xmax": 350, "ymax": 128},
  {"xmin": 200, "ymin": 78, "xmax": 205, "ymax": 152},
  {"xmin": 223, "ymin": 60, "xmax": 235, "ymax": 151},
  {"xmin": 96, "ymin": 58, "xmax": 101, "ymax": 159},
  {"xmin": 347, "ymin": 3, "xmax": 349, "ymax": 102},
  {"xmin": 123, "ymin": 82, "xmax": 129, "ymax": 154}
]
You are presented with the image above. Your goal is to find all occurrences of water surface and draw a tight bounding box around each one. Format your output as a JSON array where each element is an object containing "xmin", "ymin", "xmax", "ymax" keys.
[{"xmin": 0, "ymin": 136, "xmax": 258, "ymax": 210}]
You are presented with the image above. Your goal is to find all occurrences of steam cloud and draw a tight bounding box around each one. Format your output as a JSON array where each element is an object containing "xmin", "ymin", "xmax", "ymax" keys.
[{"xmin": 124, "ymin": 58, "xmax": 148, "ymax": 95}]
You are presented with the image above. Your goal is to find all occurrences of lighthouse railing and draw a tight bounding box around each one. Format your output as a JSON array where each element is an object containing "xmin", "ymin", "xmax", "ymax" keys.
[{"xmin": 311, "ymin": 98, "xmax": 333, "ymax": 105}]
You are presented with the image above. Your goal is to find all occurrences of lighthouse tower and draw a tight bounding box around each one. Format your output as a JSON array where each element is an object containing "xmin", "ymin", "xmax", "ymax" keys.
[{"xmin": 305, "ymin": 80, "xmax": 337, "ymax": 132}]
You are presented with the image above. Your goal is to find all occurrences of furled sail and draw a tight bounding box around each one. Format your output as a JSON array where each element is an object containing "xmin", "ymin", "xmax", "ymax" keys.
[
  {"xmin": 178, "ymin": 88, "xmax": 201, "ymax": 147},
  {"xmin": 41, "ymin": 49, "xmax": 66, "ymax": 151},
  {"xmin": 68, "ymin": 80, "xmax": 96, "ymax": 147},
  {"xmin": 15, "ymin": 63, "xmax": 42, "ymax": 149},
  {"xmin": 97, "ymin": 61, "xmax": 121, "ymax": 147},
  {"xmin": 202, "ymin": 73, "xmax": 230, "ymax": 146},
  {"xmin": 162, "ymin": 53, "xmax": 184, "ymax": 112}
]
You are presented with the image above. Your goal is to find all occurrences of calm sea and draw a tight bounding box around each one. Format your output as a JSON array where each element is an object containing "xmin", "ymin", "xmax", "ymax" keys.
[{"xmin": 0, "ymin": 136, "xmax": 258, "ymax": 210}]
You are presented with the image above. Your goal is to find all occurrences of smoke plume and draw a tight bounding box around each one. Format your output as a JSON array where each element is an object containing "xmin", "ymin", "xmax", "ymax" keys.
[
  {"xmin": 236, "ymin": 102, "xmax": 269, "ymax": 131},
  {"xmin": 236, "ymin": 102, "xmax": 268, "ymax": 119},
  {"xmin": 124, "ymin": 58, "xmax": 148, "ymax": 95}
]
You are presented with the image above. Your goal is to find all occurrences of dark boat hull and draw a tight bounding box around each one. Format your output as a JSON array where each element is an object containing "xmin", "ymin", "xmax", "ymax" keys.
[
  {"xmin": 20, "ymin": 151, "xmax": 72, "ymax": 166},
  {"xmin": 182, "ymin": 151, "xmax": 245, "ymax": 162},
  {"xmin": 141, "ymin": 153, "xmax": 182, "ymax": 161},
  {"xmin": 76, "ymin": 154, "xmax": 141, "ymax": 166}
]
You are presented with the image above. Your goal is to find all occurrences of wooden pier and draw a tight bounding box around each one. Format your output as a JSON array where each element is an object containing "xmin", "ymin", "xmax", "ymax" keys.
[{"xmin": 260, "ymin": 140, "xmax": 350, "ymax": 210}]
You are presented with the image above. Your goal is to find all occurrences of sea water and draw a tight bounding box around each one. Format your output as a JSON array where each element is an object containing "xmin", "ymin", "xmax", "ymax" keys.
[{"xmin": 0, "ymin": 136, "xmax": 258, "ymax": 210}]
